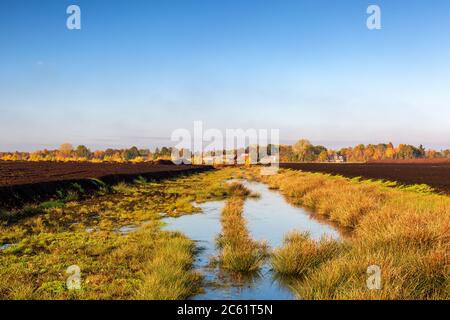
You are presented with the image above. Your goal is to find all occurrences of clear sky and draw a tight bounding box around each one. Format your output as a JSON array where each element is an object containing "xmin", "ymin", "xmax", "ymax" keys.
[{"xmin": 1, "ymin": 0, "xmax": 450, "ymax": 151}]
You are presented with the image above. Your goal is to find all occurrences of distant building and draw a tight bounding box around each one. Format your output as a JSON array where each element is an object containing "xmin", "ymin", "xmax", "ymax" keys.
[{"xmin": 328, "ymin": 154, "xmax": 346, "ymax": 163}]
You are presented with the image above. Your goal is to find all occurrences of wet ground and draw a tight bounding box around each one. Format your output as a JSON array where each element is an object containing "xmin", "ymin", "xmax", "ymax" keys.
[{"xmin": 164, "ymin": 180, "xmax": 342, "ymax": 300}]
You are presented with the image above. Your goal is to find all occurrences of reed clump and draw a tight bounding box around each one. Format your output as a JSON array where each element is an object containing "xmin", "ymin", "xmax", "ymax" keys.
[
  {"xmin": 271, "ymin": 231, "xmax": 345, "ymax": 277},
  {"xmin": 218, "ymin": 186, "xmax": 267, "ymax": 273},
  {"xmin": 134, "ymin": 231, "xmax": 201, "ymax": 300},
  {"xmin": 226, "ymin": 182, "xmax": 251, "ymax": 198}
]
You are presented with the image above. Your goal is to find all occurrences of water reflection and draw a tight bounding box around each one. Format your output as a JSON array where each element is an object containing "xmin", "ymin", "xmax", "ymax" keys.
[
  {"xmin": 0, "ymin": 243, "xmax": 13, "ymax": 251},
  {"xmin": 164, "ymin": 180, "xmax": 342, "ymax": 300}
]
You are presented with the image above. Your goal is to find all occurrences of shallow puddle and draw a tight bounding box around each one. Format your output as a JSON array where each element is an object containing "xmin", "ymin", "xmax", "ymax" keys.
[
  {"xmin": 115, "ymin": 225, "xmax": 139, "ymax": 234},
  {"xmin": 164, "ymin": 180, "xmax": 342, "ymax": 300},
  {"xmin": 0, "ymin": 243, "xmax": 13, "ymax": 251}
]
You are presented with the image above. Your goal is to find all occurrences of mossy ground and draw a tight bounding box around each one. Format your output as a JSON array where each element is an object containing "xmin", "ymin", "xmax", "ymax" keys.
[{"xmin": 0, "ymin": 167, "xmax": 245, "ymax": 299}]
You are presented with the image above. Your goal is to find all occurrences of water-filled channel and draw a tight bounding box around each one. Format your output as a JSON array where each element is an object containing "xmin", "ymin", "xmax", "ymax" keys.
[{"xmin": 164, "ymin": 180, "xmax": 342, "ymax": 300}]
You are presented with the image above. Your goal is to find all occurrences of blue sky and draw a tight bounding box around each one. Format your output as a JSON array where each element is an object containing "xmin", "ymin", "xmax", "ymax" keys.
[{"xmin": 1, "ymin": 0, "xmax": 450, "ymax": 151}]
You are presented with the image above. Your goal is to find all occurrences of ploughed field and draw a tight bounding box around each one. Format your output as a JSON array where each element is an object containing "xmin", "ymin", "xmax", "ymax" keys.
[
  {"xmin": 0, "ymin": 161, "xmax": 207, "ymax": 186},
  {"xmin": 280, "ymin": 162, "xmax": 450, "ymax": 194},
  {"xmin": 0, "ymin": 161, "xmax": 211, "ymax": 208}
]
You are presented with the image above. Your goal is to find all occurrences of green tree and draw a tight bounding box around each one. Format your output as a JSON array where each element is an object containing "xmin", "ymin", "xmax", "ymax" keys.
[
  {"xmin": 418, "ymin": 144, "xmax": 426, "ymax": 158},
  {"xmin": 442, "ymin": 149, "xmax": 450, "ymax": 158},
  {"xmin": 397, "ymin": 144, "xmax": 418, "ymax": 159},
  {"xmin": 122, "ymin": 146, "xmax": 140, "ymax": 160},
  {"xmin": 75, "ymin": 145, "xmax": 91, "ymax": 159},
  {"xmin": 160, "ymin": 147, "xmax": 171, "ymax": 156}
]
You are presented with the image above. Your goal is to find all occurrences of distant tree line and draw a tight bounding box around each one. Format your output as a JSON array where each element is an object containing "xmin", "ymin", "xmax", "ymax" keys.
[
  {"xmin": 0, "ymin": 143, "xmax": 173, "ymax": 162},
  {"xmin": 280, "ymin": 139, "xmax": 450, "ymax": 163},
  {"xmin": 0, "ymin": 139, "xmax": 449, "ymax": 163}
]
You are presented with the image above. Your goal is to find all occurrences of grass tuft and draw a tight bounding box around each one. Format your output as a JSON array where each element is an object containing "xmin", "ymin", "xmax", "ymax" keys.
[
  {"xmin": 135, "ymin": 231, "xmax": 201, "ymax": 300},
  {"xmin": 271, "ymin": 231, "xmax": 344, "ymax": 276},
  {"xmin": 217, "ymin": 186, "xmax": 267, "ymax": 273}
]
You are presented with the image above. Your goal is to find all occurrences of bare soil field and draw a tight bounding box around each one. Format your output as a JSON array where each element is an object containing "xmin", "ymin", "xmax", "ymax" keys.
[
  {"xmin": 368, "ymin": 158, "xmax": 450, "ymax": 164},
  {"xmin": 0, "ymin": 160, "xmax": 206, "ymax": 186},
  {"xmin": 0, "ymin": 161, "xmax": 212, "ymax": 208},
  {"xmin": 280, "ymin": 162, "xmax": 450, "ymax": 194}
]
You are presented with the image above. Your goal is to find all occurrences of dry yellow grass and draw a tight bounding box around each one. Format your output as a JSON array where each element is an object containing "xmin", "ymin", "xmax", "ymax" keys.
[
  {"xmin": 263, "ymin": 169, "xmax": 450, "ymax": 300},
  {"xmin": 134, "ymin": 231, "xmax": 201, "ymax": 300},
  {"xmin": 272, "ymin": 231, "xmax": 345, "ymax": 276}
]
